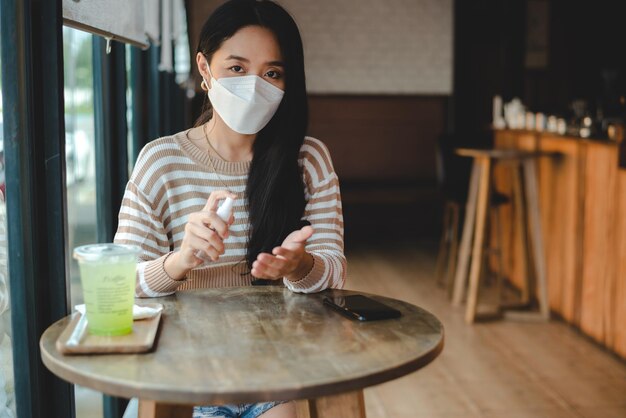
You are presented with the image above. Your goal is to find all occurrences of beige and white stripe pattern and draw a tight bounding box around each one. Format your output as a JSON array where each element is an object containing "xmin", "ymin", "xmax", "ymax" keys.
[{"xmin": 114, "ymin": 130, "xmax": 346, "ymax": 297}]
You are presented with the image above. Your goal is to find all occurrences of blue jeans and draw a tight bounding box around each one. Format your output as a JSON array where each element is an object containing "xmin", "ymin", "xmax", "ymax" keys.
[{"xmin": 193, "ymin": 401, "xmax": 286, "ymax": 418}]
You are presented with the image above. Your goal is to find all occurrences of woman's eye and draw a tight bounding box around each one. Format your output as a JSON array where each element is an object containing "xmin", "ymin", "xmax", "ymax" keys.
[
  {"xmin": 265, "ymin": 70, "xmax": 282, "ymax": 80},
  {"xmin": 229, "ymin": 65, "xmax": 244, "ymax": 73}
]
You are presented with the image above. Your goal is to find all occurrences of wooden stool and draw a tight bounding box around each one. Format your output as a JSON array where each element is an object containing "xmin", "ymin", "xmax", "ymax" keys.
[
  {"xmin": 451, "ymin": 148, "xmax": 551, "ymax": 324},
  {"xmin": 437, "ymin": 193, "xmax": 508, "ymax": 297}
]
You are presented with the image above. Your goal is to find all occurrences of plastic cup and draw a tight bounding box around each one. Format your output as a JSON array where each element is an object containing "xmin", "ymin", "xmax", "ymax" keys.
[{"xmin": 73, "ymin": 244, "xmax": 140, "ymax": 336}]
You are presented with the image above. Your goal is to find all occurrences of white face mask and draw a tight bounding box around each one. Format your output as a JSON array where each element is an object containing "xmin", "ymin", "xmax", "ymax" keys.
[{"xmin": 203, "ymin": 61, "xmax": 284, "ymax": 135}]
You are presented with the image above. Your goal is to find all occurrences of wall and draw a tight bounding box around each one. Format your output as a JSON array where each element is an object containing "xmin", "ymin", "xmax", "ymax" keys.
[
  {"xmin": 186, "ymin": 0, "xmax": 453, "ymax": 95},
  {"xmin": 308, "ymin": 95, "xmax": 445, "ymax": 182},
  {"xmin": 308, "ymin": 95, "xmax": 446, "ymax": 244},
  {"xmin": 279, "ymin": 0, "xmax": 453, "ymax": 94}
]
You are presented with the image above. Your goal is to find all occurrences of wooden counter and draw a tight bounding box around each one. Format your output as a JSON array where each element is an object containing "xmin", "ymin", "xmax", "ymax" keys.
[{"xmin": 493, "ymin": 130, "xmax": 626, "ymax": 359}]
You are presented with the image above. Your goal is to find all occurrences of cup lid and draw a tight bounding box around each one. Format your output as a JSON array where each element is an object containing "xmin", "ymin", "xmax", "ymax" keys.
[{"xmin": 73, "ymin": 243, "xmax": 141, "ymax": 262}]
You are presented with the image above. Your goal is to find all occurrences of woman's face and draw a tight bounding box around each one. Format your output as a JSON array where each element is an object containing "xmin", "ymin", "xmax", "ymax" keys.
[{"xmin": 196, "ymin": 25, "xmax": 285, "ymax": 91}]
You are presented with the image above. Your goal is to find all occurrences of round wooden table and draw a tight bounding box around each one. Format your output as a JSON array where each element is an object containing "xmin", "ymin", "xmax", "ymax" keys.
[{"xmin": 40, "ymin": 287, "xmax": 444, "ymax": 418}]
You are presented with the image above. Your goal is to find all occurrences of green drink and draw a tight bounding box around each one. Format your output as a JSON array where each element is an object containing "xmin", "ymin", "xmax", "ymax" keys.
[{"xmin": 73, "ymin": 244, "xmax": 140, "ymax": 336}]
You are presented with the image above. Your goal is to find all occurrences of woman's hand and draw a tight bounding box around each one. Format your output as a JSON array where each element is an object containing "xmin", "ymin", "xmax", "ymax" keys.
[
  {"xmin": 251, "ymin": 225, "xmax": 315, "ymax": 281},
  {"xmin": 165, "ymin": 190, "xmax": 236, "ymax": 280}
]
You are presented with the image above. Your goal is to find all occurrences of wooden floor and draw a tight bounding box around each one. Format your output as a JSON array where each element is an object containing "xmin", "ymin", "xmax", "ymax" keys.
[
  {"xmin": 75, "ymin": 243, "xmax": 626, "ymax": 417},
  {"xmin": 346, "ymin": 243, "xmax": 626, "ymax": 418}
]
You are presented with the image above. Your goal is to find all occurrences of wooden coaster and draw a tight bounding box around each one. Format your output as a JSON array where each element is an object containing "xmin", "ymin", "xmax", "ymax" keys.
[{"xmin": 56, "ymin": 303, "xmax": 163, "ymax": 355}]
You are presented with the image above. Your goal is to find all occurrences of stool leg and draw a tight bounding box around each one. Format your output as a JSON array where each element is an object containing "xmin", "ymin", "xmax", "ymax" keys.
[
  {"xmin": 452, "ymin": 161, "xmax": 481, "ymax": 306},
  {"xmin": 523, "ymin": 159, "xmax": 550, "ymax": 319},
  {"xmin": 482, "ymin": 206, "xmax": 502, "ymax": 290},
  {"xmin": 512, "ymin": 163, "xmax": 531, "ymax": 304},
  {"xmin": 436, "ymin": 202, "xmax": 452, "ymax": 287},
  {"xmin": 465, "ymin": 157, "xmax": 492, "ymax": 323},
  {"xmin": 446, "ymin": 202, "xmax": 461, "ymax": 298},
  {"xmin": 492, "ymin": 202, "xmax": 505, "ymax": 306},
  {"xmin": 482, "ymin": 209, "xmax": 494, "ymax": 287}
]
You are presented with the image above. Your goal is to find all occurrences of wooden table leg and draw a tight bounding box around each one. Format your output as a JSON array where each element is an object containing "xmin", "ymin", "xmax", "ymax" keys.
[
  {"xmin": 452, "ymin": 161, "xmax": 481, "ymax": 306},
  {"xmin": 138, "ymin": 400, "xmax": 193, "ymax": 418},
  {"xmin": 299, "ymin": 390, "xmax": 366, "ymax": 418},
  {"xmin": 465, "ymin": 157, "xmax": 491, "ymax": 323},
  {"xmin": 523, "ymin": 159, "xmax": 550, "ymax": 320}
]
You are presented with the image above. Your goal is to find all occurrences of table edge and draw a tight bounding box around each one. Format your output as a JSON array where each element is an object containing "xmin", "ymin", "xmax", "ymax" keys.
[
  {"xmin": 40, "ymin": 289, "xmax": 446, "ymax": 404},
  {"xmin": 41, "ymin": 326, "xmax": 444, "ymax": 404}
]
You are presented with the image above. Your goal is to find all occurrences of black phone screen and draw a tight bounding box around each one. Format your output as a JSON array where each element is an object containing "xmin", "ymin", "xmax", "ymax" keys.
[{"xmin": 323, "ymin": 295, "xmax": 402, "ymax": 321}]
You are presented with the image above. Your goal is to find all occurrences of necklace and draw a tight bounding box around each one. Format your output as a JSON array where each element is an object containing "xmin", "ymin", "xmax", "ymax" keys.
[
  {"xmin": 203, "ymin": 123, "xmax": 230, "ymax": 162},
  {"xmin": 202, "ymin": 123, "xmax": 245, "ymax": 196}
]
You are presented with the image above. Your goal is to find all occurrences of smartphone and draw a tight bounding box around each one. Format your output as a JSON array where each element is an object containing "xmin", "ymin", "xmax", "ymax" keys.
[{"xmin": 323, "ymin": 295, "xmax": 402, "ymax": 321}]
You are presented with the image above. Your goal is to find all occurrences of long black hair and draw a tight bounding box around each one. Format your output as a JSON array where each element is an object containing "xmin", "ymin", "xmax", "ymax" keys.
[{"xmin": 195, "ymin": 0, "xmax": 308, "ymax": 273}]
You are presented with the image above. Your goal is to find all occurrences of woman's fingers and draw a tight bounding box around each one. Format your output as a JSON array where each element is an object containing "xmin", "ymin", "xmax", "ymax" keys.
[
  {"xmin": 272, "ymin": 246, "xmax": 294, "ymax": 259},
  {"xmin": 187, "ymin": 211, "xmax": 214, "ymax": 227},
  {"xmin": 177, "ymin": 195, "xmax": 235, "ymax": 271},
  {"xmin": 188, "ymin": 222, "xmax": 225, "ymax": 253},
  {"xmin": 252, "ymin": 252, "xmax": 298, "ymax": 279},
  {"xmin": 204, "ymin": 190, "xmax": 237, "ymax": 212},
  {"xmin": 187, "ymin": 235, "xmax": 220, "ymax": 261},
  {"xmin": 250, "ymin": 225, "xmax": 314, "ymax": 279},
  {"xmin": 183, "ymin": 222, "xmax": 223, "ymax": 259},
  {"xmin": 207, "ymin": 212, "xmax": 230, "ymax": 238},
  {"xmin": 188, "ymin": 212, "xmax": 229, "ymax": 238},
  {"xmin": 283, "ymin": 225, "xmax": 314, "ymax": 244},
  {"xmin": 258, "ymin": 253, "xmax": 290, "ymax": 268},
  {"xmin": 252, "ymin": 259, "xmax": 282, "ymax": 279},
  {"xmin": 179, "ymin": 207, "xmax": 233, "ymax": 268}
]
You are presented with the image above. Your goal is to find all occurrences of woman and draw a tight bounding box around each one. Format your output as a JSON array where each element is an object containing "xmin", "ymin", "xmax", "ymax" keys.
[{"xmin": 114, "ymin": 0, "xmax": 345, "ymax": 416}]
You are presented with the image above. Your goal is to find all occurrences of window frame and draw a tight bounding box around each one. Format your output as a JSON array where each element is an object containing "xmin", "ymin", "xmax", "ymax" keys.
[
  {"xmin": 1, "ymin": 1, "xmax": 191, "ymax": 416},
  {"xmin": 0, "ymin": 0, "xmax": 75, "ymax": 416}
]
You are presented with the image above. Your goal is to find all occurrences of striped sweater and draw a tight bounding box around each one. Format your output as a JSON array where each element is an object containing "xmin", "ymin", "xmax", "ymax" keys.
[{"xmin": 113, "ymin": 129, "xmax": 346, "ymax": 297}]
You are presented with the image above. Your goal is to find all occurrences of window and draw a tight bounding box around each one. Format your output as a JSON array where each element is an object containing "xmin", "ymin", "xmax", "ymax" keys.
[
  {"xmin": 62, "ymin": 26, "xmax": 102, "ymax": 418},
  {"xmin": 0, "ymin": 28, "xmax": 17, "ymax": 418},
  {"xmin": 63, "ymin": 26, "xmax": 96, "ymax": 308}
]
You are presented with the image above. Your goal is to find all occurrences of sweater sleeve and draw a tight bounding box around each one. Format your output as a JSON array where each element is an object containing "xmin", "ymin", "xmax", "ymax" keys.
[
  {"xmin": 114, "ymin": 180, "xmax": 184, "ymax": 297},
  {"xmin": 283, "ymin": 138, "xmax": 347, "ymax": 293}
]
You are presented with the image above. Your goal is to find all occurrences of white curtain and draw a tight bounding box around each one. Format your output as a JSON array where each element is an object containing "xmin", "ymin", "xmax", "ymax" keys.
[
  {"xmin": 62, "ymin": 0, "xmax": 149, "ymax": 48},
  {"xmin": 62, "ymin": 0, "xmax": 191, "ymax": 84}
]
